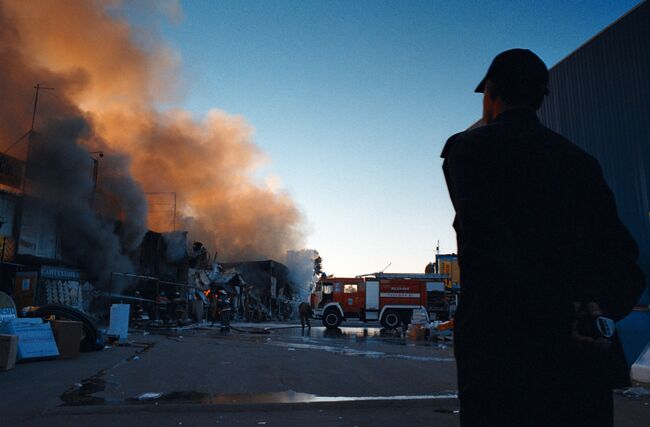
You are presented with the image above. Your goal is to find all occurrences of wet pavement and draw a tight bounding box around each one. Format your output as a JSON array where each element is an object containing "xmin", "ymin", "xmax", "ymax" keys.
[
  {"xmin": 52, "ymin": 322, "xmax": 458, "ymax": 412},
  {"xmin": 60, "ymin": 388, "xmax": 458, "ymax": 407},
  {"xmin": 1, "ymin": 321, "xmax": 649, "ymax": 426}
]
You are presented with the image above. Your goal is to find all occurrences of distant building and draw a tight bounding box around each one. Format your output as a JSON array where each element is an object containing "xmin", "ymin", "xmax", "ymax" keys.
[
  {"xmin": 426, "ymin": 253, "xmax": 460, "ymax": 290},
  {"xmin": 220, "ymin": 260, "xmax": 294, "ymax": 320}
]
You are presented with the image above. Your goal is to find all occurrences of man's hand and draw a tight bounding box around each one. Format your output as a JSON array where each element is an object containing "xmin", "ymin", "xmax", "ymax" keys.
[{"xmin": 571, "ymin": 301, "xmax": 612, "ymax": 352}]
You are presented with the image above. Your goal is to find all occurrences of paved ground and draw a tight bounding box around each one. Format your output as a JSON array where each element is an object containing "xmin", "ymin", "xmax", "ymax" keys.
[{"xmin": 1, "ymin": 321, "xmax": 649, "ymax": 426}]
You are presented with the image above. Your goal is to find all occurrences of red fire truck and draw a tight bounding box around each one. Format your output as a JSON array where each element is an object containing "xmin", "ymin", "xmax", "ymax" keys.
[{"xmin": 310, "ymin": 273, "xmax": 455, "ymax": 329}]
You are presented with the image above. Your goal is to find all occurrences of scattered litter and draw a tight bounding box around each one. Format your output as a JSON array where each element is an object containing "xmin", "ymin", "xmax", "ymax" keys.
[
  {"xmin": 619, "ymin": 386, "xmax": 650, "ymax": 398},
  {"xmin": 137, "ymin": 392, "xmax": 163, "ymax": 400},
  {"xmin": 132, "ymin": 356, "xmax": 140, "ymax": 361}
]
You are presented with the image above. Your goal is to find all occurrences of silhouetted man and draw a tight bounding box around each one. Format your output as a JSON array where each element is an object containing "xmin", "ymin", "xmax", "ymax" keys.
[{"xmin": 442, "ymin": 49, "xmax": 645, "ymax": 426}]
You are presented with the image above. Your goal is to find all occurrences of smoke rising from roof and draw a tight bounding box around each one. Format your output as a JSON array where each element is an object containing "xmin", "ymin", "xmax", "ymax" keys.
[
  {"xmin": 1, "ymin": 0, "xmax": 305, "ymax": 266},
  {"xmin": 0, "ymin": 3, "xmax": 147, "ymax": 284}
]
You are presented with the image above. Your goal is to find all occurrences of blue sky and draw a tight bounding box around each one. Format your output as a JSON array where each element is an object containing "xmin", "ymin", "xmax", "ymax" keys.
[{"xmin": 157, "ymin": 0, "xmax": 640, "ymax": 276}]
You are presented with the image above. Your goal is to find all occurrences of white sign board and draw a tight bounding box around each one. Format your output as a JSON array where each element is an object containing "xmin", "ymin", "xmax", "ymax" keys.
[
  {"xmin": 107, "ymin": 304, "xmax": 130, "ymax": 343},
  {"xmin": 0, "ymin": 318, "xmax": 59, "ymax": 360}
]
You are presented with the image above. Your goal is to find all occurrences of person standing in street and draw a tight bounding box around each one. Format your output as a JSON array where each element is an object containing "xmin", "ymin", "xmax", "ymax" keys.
[
  {"xmin": 217, "ymin": 289, "xmax": 232, "ymax": 332},
  {"xmin": 441, "ymin": 48, "xmax": 645, "ymax": 426},
  {"xmin": 299, "ymin": 301, "xmax": 313, "ymax": 330}
]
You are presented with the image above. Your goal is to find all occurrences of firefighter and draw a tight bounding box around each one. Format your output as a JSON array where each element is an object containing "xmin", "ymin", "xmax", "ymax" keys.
[
  {"xmin": 216, "ymin": 289, "xmax": 232, "ymax": 331},
  {"xmin": 298, "ymin": 301, "xmax": 312, "ymax": 330},
  {"xmin": 189, "ymin": 241, "xmax": 209, "ymax": 269}
]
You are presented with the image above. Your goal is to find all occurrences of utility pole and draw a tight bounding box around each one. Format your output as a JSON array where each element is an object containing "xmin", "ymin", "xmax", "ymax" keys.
[
  {"xmin": 31, "ymin": 83, "xmax": 54, "ymax": 134},
  {"xmin": 1, "ymin": 84, "xmax": 53, "ymax": 158},
  {"xmin": 23, "ymin": 84, "xmax": 54, "ymax": 193}
]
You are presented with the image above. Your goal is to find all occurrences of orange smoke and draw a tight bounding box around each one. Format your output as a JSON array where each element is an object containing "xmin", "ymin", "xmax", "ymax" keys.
[{"xmin": 2, "ymin": 0, "xmax": 305, "ymax": 261}]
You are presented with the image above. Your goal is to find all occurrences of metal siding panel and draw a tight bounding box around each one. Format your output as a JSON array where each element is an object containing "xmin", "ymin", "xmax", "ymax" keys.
[{"xmin": 537, "ymin": 1, "xmax": 650, "ymax": 288}]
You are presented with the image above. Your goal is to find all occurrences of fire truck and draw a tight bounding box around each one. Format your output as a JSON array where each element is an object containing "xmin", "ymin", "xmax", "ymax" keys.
[{"xmin": 310, "ymin": 273, "xmax": 456, "ymax": 329}]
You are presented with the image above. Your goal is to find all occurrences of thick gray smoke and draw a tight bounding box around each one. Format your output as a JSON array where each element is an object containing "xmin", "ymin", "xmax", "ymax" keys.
[
  {"xmin": 1, "ymin": 1, "xmax": 307, "ymax": 262},
  {"xmin": 285, "ymin": 249, "xmax": 319, "ymax": 302},
  {"xmin": 0, "ymin": 3, "xmax": 147, "ymax": 286},
  {"xmin": 1, "ymin": 1, "xmax": 309, "ymax": 288},
  {"xmin": 26, "ymin": 118, "xmax": 147, "ymax": 285}
]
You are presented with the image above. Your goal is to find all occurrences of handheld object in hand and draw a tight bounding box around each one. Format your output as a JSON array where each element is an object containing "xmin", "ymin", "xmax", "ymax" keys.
[{"xmin": 596, "ymin": 316, "xmax": 615, "ymax": 338}]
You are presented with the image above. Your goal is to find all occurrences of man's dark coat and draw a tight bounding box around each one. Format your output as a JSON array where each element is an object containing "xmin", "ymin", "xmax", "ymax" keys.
[{"xmin": 441, "ymin": 108, "xmax": 645, "ymax": 423}]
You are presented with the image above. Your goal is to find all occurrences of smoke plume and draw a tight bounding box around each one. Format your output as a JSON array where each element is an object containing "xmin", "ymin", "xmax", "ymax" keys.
[
  {"xmin": 0, "ymin": 3, "xmax": 147, "ymax": 284},
  {"xmin": 0, "ymin": 1, "xmax": 305, "ymax": 270},
  {"xmin": 285, "ymin": 249, "xmax": 319, "ymax": 302}
]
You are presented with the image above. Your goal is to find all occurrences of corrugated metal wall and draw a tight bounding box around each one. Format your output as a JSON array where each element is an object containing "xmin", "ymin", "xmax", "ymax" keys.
[{"xmin": 537, "ymin": 1, "xmax": 650, "ymax": 291}]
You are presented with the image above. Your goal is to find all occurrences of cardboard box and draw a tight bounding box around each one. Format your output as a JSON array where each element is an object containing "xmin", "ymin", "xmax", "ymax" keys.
[
  {"xmin": 0, "ymin": 334, "xmax": 18, "ymax": 371},
  {"xmin": 407, "ymin": 325, "xmax": 427, "ymax": 340},
  {"xmin": 0, "ymin": 318, "xmax": 59, "ymax": 360},
  {"xmin": 50, "ymin": 320, "xmax": 82, "ymax": 359},
  {"xmin": 13, "ymin": 272, "xmax": 38, "ymax": 310}
]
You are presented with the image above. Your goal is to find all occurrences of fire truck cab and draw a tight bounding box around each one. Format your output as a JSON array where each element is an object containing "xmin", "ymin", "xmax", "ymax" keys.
[{"xmin": 310, "ymin": 273, "xmax": 452, "ymax": 329}]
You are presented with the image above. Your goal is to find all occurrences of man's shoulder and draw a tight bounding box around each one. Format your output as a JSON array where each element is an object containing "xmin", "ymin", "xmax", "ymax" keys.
[
  {"xmin": 442, "ymin": 121, "xmax": 597, "ymax": 168},
  {"xmin": 440, "ymin": 131, "xmax": 463, "ymax": 159},
  {"xmin": 440, "ymin": 124, "xmax": 502, "ymax": 159},
  {"xmin": 538, "ymin": 126, "xmax": 600, "ymax": 167}
]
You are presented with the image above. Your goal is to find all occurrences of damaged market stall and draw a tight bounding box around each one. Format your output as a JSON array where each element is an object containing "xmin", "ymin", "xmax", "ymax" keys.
[
  {"xmin": 188, "ymin": 266, "xmax": 249, "ymax": 322},
  {"xmin": 220, "ymin": 260, "xmax": 295, "ymax": 321},
  {"xmin": 90, "ymin": 230, "xmax": 192, "ymax": 325}
]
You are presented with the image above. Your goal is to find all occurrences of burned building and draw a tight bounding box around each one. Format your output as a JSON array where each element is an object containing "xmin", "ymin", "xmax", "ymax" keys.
[{"xmin": 220, "ymin": 260, "xmax": 295, "ymax": 320}]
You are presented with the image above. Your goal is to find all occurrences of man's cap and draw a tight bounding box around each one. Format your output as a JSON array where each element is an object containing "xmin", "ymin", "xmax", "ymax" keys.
[{"xmin": 475, "ymin": 48, "xmax": 549, "ymax": 95}]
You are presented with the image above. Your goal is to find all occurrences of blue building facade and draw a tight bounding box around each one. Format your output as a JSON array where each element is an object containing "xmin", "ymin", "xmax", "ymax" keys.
[{"xmin": 536, "ymin": 1, "xmax": 650, "ymax": 364}]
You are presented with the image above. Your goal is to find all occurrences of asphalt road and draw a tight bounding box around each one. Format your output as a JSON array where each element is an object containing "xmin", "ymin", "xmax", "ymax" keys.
[{"xmin": 1, "ymin": 321, "xmax": 648, "ymax": 426}]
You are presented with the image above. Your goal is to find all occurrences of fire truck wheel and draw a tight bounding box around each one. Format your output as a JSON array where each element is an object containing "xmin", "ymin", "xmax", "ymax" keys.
[
  {"xmin": 322, "ymin": 309, "xmax": 342, "ymax": 329},
  {"xmin": 381, "ymin": 310, "xmax": 401, "ymax": 329}
]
